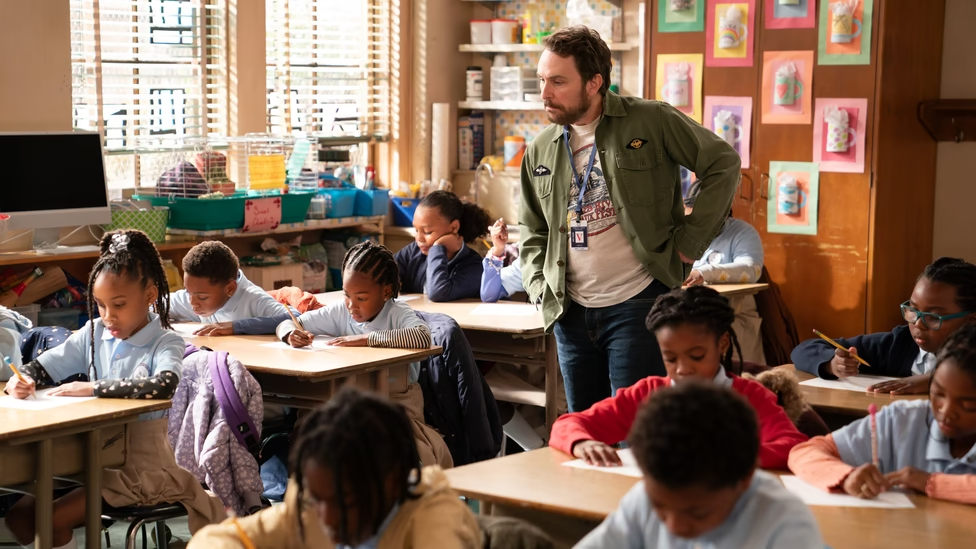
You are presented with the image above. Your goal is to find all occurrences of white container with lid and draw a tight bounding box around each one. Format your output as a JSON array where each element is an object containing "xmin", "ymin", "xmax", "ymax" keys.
[
  {"xmin": 470, "ymin": 20, "xmax": 492, "ymax": 45},
  {"xmin": 491, "ymin": 19, "xmax": 519, "ymax": 45}
]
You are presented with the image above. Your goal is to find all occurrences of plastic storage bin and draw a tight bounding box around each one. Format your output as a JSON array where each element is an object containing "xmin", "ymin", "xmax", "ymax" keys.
[
  {"xmin": 279, "ymin": 190, "xmax": 316, "ymax": 223},
  {"xmin": 391, "ymin": 197, "xmax": 421, "ymax": 227},
  {"xmin": 354, "ymin": 189, "xmax": 390, "ymax": 217},
  {"xmin": 133, "ymin": 194, "xmax": 247, "ymax": 231},
  {"xmin": 320, "ymin": 188, "xmax": 357, "ymax": 218},
  {"xmin": 490, "ymin": 67, "xmax": 540, "ymax": 102},
  {"xmin": 38, "ymin": 308, "xmax": 81, "ymax": 330},
  {"xmin": 11, "ymin": 304, "xmax": 40, "ymax": 327}
]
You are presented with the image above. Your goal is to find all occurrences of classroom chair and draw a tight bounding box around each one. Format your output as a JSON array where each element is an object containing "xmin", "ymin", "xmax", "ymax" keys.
[{"xmin": 101, "ymin": 502, "xmax": 187, "ymax": 549}]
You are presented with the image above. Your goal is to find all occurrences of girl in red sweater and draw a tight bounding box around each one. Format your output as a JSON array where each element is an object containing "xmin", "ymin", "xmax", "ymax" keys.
[{"xmin": 550, "ymin": 286, "xmax": 807, "ymax": 469}]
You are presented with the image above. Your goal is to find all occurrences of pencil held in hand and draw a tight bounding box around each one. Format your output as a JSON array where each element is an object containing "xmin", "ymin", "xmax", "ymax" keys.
[
  {"xmin": 813, "ymin": 329, "xmax": 871, "ymax": 367},
  {"xmin": 5, "ymin": 356, "xmax": 35, "ymax": 399},
  {"xmin": 285, "ymin": 308, "xmax": 311, "ymax": 339}
]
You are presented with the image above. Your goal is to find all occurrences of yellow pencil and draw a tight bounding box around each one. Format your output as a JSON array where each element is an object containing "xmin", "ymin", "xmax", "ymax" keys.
[
  {"xmin": 5, "ymin": 356, "xmax": 36, "ymax": 399},
  {"xmin": 230, "ymin": 515, "xmax": 257, "ymax": 549},
  {"xmin": 812, "ymin": 329, "xmax": 871, "ymax": 367},
  {"xmin": 284, "ymin": 307, "xmax": 309, "ymax": 339}
]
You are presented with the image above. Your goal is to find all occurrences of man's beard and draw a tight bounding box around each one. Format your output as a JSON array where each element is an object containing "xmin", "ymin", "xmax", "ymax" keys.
[{"xmin": 544, "ymin": 87, "xmax": 591, "ymax": 125}]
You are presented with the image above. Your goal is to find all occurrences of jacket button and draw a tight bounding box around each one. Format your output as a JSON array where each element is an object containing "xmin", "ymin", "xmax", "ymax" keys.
[
  {"xmin": 557, "ymin": 260, "xmax": 564, "ymax": 267},
  {"xmin": 559, "ymin": 226, "xmax": 567, "ymax": 233},
  {"xmin": 556, "ymin": 291, "xmax": 564, "ymax": 298}
]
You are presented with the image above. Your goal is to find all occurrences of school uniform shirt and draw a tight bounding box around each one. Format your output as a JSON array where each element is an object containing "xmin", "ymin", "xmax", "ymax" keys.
[
  {"xmin": 480, "ymin": 253, "xmax": 524, "ymax": 303},
  {"xmin": 912, "ymin": 349, "xmax": 937, "ymax": 376},
  {"xmin": 187, "ymin": 467, "xmax": 481, "ymax": 549},
  {"xmin": 788, "ymin": 399, "xmax": 976, "ymax": 504},
  {"xmin": 574, "ymin": 470, "xmax": 823, "ymax": 549},
  {"xmin": 550, "ymin": 371, "xmax": 807, "ymax": 470},
  {"xmin": 691, "ymin": 217, "xmax": 764, "ymax": 284},
  {"xmin": 395, "ymin": 242, "xmax": 483, "ymax": 302},
  {"xmin": 170, "ymin": 269, "xmax": 288, "ymax": 327},
  {"xmin": 791, "ymin": 324, "xmax": 919, "ymax": 378},
  {"xmin": 29, "ymin": 313, "xmax": 184, "ymax": 420},
  {"xmin": 278, "ymin": 299, "xmax": 430, "ymax": 383}
]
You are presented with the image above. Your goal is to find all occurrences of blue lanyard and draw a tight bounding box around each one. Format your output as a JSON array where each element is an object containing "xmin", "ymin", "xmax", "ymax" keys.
[{"xmin": 563, "ymin": 126, "xmax": 598, "ymax": 216}]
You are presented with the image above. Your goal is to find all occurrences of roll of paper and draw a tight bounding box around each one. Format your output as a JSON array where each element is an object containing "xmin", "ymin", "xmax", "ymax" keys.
[{"xmin": 431, "ymin": 103, "xmax": 451, "ymax": 184}]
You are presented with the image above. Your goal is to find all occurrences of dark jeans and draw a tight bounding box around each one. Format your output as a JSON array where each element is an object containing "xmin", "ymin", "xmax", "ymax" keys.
[{"xmin": 553, "ymin": 280, "xmax": 670, "ymax": 413}]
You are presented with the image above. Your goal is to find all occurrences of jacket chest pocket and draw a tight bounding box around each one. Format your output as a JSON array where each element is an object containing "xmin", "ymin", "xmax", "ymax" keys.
[
  {"xmin": 533, "ymin": 175, "xmax": 553, "ymax": 199},
  {"xmin": 614, "ymin": 149, "xmax": 670, "ymax": 206}
]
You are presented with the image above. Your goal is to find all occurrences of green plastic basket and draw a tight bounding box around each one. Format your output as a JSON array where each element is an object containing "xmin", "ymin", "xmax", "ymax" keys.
[
  {"xmin": 133, "ymin": 194, "xmax": 247, "ymax": 231},
  {"xmin": 103, "ymin": 207, "xmax": 170, "ymax": 243}
]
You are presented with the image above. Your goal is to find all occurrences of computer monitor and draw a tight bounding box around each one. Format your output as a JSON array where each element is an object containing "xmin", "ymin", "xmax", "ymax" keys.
[{"xmin": 0, "ymin": 131, "xmax": 111, "ymax": 231}]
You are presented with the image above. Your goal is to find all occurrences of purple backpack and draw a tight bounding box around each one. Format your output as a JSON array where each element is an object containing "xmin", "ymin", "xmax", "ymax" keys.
[{"xmin": 184, "ymin": 343, "xmax": 259, "ymax": 449}]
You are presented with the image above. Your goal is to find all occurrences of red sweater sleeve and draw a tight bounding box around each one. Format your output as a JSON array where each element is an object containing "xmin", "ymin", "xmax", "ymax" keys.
[
  {"xmin": 732, "ymin": 377, "xmax": 809, "ymax": 470},
  {"xmin": 926, "ymin": 473, "xmax": 976, "ymax": 504},
  {"xmin": 549, "ymin": 377, "xmax": 667, "ymax": 455}
]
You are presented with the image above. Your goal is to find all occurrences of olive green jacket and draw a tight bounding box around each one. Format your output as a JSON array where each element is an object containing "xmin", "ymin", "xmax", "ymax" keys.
[{"xmin": 519, "ymin": 91, "xmax": 740, "ymax": 331}]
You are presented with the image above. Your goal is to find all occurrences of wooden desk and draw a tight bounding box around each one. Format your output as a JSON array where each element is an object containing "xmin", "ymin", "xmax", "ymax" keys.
[
  {"xmin": 444, "ymin": 448, "xmax": 976, "ymax": 549},
  {"xmin": 316, "ymin": 293, "xmax": 562, "ymax": 429},
  {"xmin": 0, "ymin": 397, "xmax": 170, "ymax": 549},
  {"xmin": 182, "ymin": 329, "xmax": 440, "ymax": 407},
  {"xmin": 781, "ymin": 365, "xmax": 928, "ymax": 417}
]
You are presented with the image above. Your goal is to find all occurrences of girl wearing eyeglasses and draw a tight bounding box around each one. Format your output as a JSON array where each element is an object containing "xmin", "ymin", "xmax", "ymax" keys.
[{"xmin": 792, "ymin": 257, "xmax": 976, "ymax": 394}]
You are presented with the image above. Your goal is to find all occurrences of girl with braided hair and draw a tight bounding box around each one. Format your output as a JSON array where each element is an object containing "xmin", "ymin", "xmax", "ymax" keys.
[
  {"xmin": 275, "ymin": 241, "xmax": 452, "ymax": 468},
  {"xmin": 4, "ymin": 230, "xmax": 224, "ymax": 548},
  {"xmin": 187, "ymin": 388, "xmax": 481, "ymax": 549},
  {"xmin": 550, "ymin": 286, "xmax": 807, "ymax": 470},
  {"xmin": 792, "ymin": 257, "xmax": 976, "ymax": 394}
]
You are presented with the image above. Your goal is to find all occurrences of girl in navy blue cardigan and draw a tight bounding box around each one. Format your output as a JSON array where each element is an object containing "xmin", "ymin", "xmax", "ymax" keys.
[
  {"xmin": 394, "ymin": 191, "xmax": 492, "ymax": 302},
  {"xmin": 792, "ymin": 257, "xmax": 976, "ymax": 394}
]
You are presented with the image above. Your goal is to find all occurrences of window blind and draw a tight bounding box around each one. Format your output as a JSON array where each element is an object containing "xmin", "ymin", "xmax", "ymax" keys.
[
  {"xmin": 265, "ymin": 0, "xmax": 391, "ymax": 138},
  {"xmin": 71, "ymin": 0, "xmax": 227, "ymax": 187}
]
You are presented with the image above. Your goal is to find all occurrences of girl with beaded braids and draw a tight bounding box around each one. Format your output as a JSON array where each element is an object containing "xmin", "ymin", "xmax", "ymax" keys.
[
  {"xmin": 4, "ymin": 230, "xmax": 225, "ymax": 548},
  {"xmin": 275, "ymin": 241, "xmax": 452, "ymax": 468},
  {"xmin": 550, "ymin": 286, "xmax": 807, "ymax": 470}
]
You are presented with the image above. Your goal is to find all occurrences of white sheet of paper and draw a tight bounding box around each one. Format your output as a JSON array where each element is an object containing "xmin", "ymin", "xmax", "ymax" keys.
[
  {"xmin": 799, "ymin": 374, "xmax": 898, "ymax": 392},
  {"xmin": 561, "ymin": 448, "xmax": 643, "ymax": 478},
  {"xmin": 397, "ymin": 295, "xmax": 418, "ymax": 302},
  {"xmin": 170, "ymin": 323, "xmax": 200, "ymax": 338},
  {"xmin": 259, "ymin": 340, "xmax": 334, "ymax": 352},
  {"xmin": 470, "ymin": 303, "xmax": 536, "ymax": 317},
  {"xmin": 779, "ymin": 475, "xmax": 915, "ymax": 508},
  {"xmin": 0, "ymin": 388, "xmax": 98, "ymax": 411}
]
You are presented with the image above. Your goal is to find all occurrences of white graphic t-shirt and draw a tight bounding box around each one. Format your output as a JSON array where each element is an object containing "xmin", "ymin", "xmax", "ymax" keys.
[{"xmin": 564, "ymin": 116, "xmax": 652, "ymax": 307}]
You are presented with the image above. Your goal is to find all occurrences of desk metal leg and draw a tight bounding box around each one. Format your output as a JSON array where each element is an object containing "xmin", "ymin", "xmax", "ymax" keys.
[
  {"xmin": 86, "ymin": 430, "xmax": 102, "ymax": 549},
  {"xmin": 35, "ymin": 439, "xmax": 53, "ymax": 549},
  {"xmin": 544, "ymin": 334, "xmax": 560, "ymax": 432}
]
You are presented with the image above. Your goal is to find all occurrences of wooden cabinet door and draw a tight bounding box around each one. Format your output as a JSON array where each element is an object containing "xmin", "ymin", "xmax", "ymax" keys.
[{"xmin": 749, "ymin": 4, "xmax": 879, "ymax": 340}]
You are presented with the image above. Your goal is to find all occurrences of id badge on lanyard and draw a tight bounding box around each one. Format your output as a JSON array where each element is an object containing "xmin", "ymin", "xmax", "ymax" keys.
[{"xmin": 565, "ymin": 126, "xmax": 597, "ymax": 252}]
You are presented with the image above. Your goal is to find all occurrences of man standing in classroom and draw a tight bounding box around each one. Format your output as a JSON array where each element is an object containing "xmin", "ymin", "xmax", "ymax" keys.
[{"xmin": 519, "ymin": 26, "xmax": 740, "ymax": 413}]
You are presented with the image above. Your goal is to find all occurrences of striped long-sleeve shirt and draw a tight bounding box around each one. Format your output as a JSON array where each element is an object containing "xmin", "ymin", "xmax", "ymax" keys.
[{"xmin": 275, "ymin": 299, "xmax": 431, "ymax": 382}]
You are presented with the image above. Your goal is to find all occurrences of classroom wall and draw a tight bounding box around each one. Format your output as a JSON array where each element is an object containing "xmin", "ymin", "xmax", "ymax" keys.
[
  {"xmin": 0, "ymin": 0, "xmax": 72, "ymax": 132},
  {"xmin": 932, "ymin": 0, "xmax": 976, "ymax": 263}
]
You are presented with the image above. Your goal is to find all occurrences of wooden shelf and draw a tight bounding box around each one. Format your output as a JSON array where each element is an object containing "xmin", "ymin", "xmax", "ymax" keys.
[
  {"xmin": 459, "ymin": 42, "xmax": 635, "ymax": 53},
  {"xmin": 0, "ymin": 239, "xmax": 198, "ymax": 267},
  {"xmin": 165, "ymin": 215, "xmax": 385, "ymax": 238},
  {"xmin": 459, "ymin": 100, "xmax": 544, "ymax": 111},
  {"xmin": 918, "ymin": 100, "xmax": 976, "ymax": 142}
]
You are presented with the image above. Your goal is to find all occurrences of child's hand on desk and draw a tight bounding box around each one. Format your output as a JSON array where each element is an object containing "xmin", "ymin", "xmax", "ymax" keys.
[
  {"xmin": 5, "ymin": 375, "xmax": 36, "ymax": 399},
  {"xmin": 195, "ymin": 322, "xmax": 234, "ymax": 336},
  {"xmin": 327, "ymin": 334, "xmax": 369, "ymax": 347},
  {"xmin": 842, "ymin": 463, "xmax": 888, "ymax": 499},
  {"xmin": 572, "ymin": 440, "xmax": 622, "ymax": 467},
  {"xmin": 288, "ymin": 330, "xmax": 315, "ymax": 348},
  {"xmin": 48, "ymin": 381, "xmax": 94, "ymax": 397},
  {"xmin": 867, "ymin": 374, "xmax": 930, "ymax": 395},
  {"xmin": 829, "ymin": 347, "xmax": 862, "ymax": 378},
  {"xmin": 683, "ymin": 270, "xmax": 705, "ymax": 286},
  {"xmin": 884, "ymin": 467, "xmax": 931, "ymax": 494}
]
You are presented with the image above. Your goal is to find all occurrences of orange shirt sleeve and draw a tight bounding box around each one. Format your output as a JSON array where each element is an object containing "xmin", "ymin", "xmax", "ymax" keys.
[{"xmin": 787, "ymin": 434, "xmax": 854, "ymax": 492}]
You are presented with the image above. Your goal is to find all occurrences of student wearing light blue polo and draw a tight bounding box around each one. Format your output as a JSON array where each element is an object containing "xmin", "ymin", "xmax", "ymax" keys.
[
  {"xmin": 789, "ymin": 323, "xmax": 976, "ymax": 504},
  {"xmin": 576, "ymin": 382, "xmax": 823, "ymax": 549},
  {"xmin": 3, "ymin": 230, "xmax": 224, "ymax": 549},
  {"xmin": 170, "ymin": 240, "xmax": 290, "ymax": 335},
  {"xmin": 481, "ymin": 218, "xmax": 525, "ymax": 303}
]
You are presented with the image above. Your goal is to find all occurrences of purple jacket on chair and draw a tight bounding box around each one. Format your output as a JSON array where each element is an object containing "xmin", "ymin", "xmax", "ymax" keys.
[{"xmin": 167, "ymin": 348, "xmax": 265, "ymax": 515}]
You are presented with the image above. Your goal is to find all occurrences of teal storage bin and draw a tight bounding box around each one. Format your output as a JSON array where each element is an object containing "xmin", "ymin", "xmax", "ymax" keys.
[
  {"xmin": 133, "ymin": 193, "xmax": 247, "ymax": 231},
  {"xmin": 38, "ymin": 308, "xmax": 81, "ymax": 330},
  {"xmin": 280, "ymin": 190, "xmax": 316, "ymax": 223},
  {"xmin": 391, "ymin": 197, "xmax": 421, "ymax": 227},
  {"xmin": 320, "ymin": 188, "xmax": 357, "ymax": 218},
  {"xmin": 354, "ymin": 189, "xmax": 390, "ymax": 217}
]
